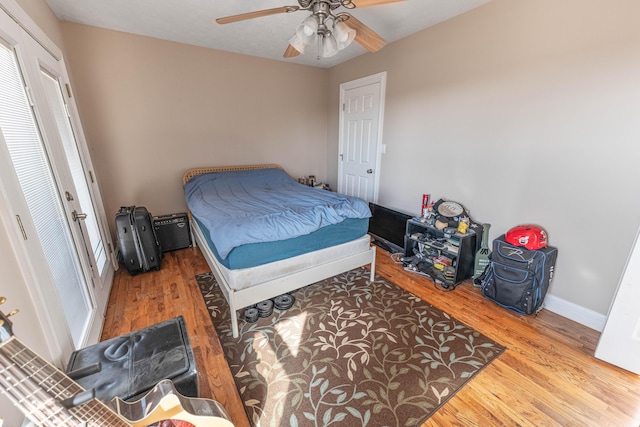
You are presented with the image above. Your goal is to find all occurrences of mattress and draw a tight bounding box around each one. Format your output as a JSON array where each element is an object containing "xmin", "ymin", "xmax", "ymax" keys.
[
  {"xmin": 195, "ymin": 216, "xmax": 369, "ymax": 269},
  {"xmin": 192, "ymin": 219, "xmax": 372, "ymax": 292},
  {"xmin": 184, "ymin": 168, "xmax": 371, "ymax": 259}
]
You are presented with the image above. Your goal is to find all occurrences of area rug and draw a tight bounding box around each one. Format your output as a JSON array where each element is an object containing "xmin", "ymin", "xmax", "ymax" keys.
[{"xmin": 197, "ymin": 268, "xmax": 504, "ymax": 427}]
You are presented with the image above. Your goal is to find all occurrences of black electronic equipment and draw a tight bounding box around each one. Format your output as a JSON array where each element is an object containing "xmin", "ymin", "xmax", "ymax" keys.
[
  {"xmin": 368, "ymin": 203, "xmax": 412, "ymax": 254},
  {"xmin": 153, "ymin": 213, "xmax": 191, "ymax": 252}
]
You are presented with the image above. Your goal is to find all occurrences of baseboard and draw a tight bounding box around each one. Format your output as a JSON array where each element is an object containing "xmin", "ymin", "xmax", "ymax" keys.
[{"xmin": 544, "ymin": 294, "xmax": 607, "ymax": 332}]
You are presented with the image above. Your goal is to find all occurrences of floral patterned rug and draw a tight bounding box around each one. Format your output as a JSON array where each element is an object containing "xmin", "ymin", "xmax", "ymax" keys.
[{"xmin": 196, "ymin": 268, "xmax": 504, "ymax": 427}]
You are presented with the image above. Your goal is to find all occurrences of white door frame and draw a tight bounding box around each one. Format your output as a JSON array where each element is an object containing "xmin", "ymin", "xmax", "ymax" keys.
[
  {"xmin": 0, "ymin": 0, "xmax": 114, "ymax": 359},
  {"xmin": 338, "ymin": 71, "xmax": 387, "ymax": 203},
  {"xmin": 595, "ymin": 226, "xmax": 640, "ymax": 374}
]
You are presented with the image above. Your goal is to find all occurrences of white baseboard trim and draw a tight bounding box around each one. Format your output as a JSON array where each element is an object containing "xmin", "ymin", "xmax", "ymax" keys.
[{"xmin": 544, "ymin": 294, "xmax": 607, "ymax": 332}]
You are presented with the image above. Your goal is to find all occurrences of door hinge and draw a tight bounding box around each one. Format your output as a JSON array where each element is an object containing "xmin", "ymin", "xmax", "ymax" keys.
[
  {"xmin": 65, "ymin": 83, "xmax": 72, "ymax": 98},
  {"xmin": 342, "ymin": 103, "xmax": 345, "ymax": 111},
  {"xmin": 15, "ymin": 215, "xmax": 27, "ymax": 240},
  {"xmin": 107, "ymin": 242, "xmax": 113, "ymax": 254},
  {"xmin": 89, "ymin": 171, "xmax": 95, "ymax": 183}
]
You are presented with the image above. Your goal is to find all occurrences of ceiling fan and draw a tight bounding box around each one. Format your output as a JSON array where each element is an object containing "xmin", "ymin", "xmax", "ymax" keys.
[{"xmin": 216, "ymin": 0, "xmax": 405, "ymax": 59}]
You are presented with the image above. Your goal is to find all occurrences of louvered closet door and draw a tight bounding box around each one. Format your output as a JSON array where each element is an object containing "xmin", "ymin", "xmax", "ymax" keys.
[{"xmin": 0, "ymin": 8, "xmax": 109, "ymax": 352}]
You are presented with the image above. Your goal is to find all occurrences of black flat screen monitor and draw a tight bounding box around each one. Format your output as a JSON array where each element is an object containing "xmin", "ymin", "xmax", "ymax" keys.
[{"xmin": 368, "ymin": 203, "xmax": 412, "ymax": 254}]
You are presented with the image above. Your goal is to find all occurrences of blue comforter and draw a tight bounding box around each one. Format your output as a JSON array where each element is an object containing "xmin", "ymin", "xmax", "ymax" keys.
[{"xmin": 184, "ymin": 168, "xmax": 371, "ymax": 259}]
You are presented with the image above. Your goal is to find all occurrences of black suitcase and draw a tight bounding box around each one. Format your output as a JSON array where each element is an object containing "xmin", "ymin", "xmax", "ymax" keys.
[
  {"xmin": 132, "ymin": 206, "xmax": 162, "ymax": 271},
  {"xmin": 481, "ymin": 235, "xmax": 557, "ymax": 314},
  {"xmin": 116, "ymin": 206, "xmax": 162, "ymax": 275},
  {"xmin": 115, "ymin": 206, "xmax": 142, "ymax": 275}
]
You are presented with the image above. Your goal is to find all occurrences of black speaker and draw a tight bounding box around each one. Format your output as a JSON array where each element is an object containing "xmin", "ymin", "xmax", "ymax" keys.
[{"xmin": 153, "ymin": 213, "xmax": 191, "ymax": 252}]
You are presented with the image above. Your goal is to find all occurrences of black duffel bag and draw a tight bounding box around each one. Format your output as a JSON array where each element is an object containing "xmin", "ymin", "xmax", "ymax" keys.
[{"xmin": 481, "ymin": 235, "xmax": 558, "ymax": 315}]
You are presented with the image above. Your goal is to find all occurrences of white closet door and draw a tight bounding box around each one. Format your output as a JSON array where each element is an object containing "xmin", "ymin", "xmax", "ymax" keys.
[{"xmin": 338, "ymin": 72, "xmax": 386, "ymax": 203}]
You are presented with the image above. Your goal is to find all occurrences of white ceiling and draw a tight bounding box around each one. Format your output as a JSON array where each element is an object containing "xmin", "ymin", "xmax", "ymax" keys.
[{"xmin": 45, "ymin": 0, "xmax": 489, "ymax": 68}]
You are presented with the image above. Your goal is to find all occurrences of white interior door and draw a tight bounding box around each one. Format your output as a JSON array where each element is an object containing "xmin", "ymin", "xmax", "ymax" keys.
[
  {"xmin": 338, "ymin": 72, "xmax": 386, "ymax": 202},
  {"xmin": 595, "ymin": 227, "xmax": 640, "ymax": 374}
]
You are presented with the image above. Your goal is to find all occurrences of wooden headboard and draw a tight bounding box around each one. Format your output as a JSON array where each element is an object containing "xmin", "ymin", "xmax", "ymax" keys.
[
  {"xmin": 182, "ymin": 164, "xmax": 284, "ymax": 186},
  {"xmin": 182, "ymin": 164, "xmax": 285, "ymax": 220}
]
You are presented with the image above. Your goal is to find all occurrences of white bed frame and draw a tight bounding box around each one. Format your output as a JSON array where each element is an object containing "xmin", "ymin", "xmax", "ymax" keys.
[{"xmin": 183, "ymin": 165, "xmax": 376, "ymax": 338}]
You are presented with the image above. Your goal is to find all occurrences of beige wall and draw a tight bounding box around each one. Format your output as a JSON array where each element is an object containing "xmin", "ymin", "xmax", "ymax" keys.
[
  {"xmin": 3, "ymin": 0, "xmax": 637, "ymax": 328},
  {"xmin": 61, "ymin": 23, "xmax": 330, "ymax": 238},
  {"xmin": 4, "ymin": 0, "xmax": 636, "ymax": 424},
  {"xmin": 328, "ymin": 0, "xmax": 640, "ymax": 317}
]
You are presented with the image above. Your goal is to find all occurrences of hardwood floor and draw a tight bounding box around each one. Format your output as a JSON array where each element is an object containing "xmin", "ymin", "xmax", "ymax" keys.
[{"xmin": 102, "ymin": 246, "xmax": 640, "ymax": 427}]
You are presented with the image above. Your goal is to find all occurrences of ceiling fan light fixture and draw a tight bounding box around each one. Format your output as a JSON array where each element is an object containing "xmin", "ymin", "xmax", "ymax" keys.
[
  {"xmin": 296, "ymin": 15, "xmax": 319, "ymax": 41},
  {"xmin": 295, "ymin": 26, "xmax": 316, "ymax": 45},
  {"xmin": 288, "ymin": 33, "xmax": 306, "ymax": 54},
  {"xmin": 216, "ymin": 0, "xmax": 392, "ymax": 61},
  {"xmin": 321, "ymin": 34, "xmax": 339, "ymax": 58},
  {"xmin": 295, "ymin": 25, "xmax": 307, "ymax": 44},
  {"xmin": 333, "ymin": 20, "xmax": 356, "ymax": 50}
]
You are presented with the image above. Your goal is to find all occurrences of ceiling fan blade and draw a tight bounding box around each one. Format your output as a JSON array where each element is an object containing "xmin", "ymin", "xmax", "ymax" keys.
[
  {"xmin": 344, "ymin": 16, "xmax": 386, "ymax": 52},
  {"xmin": 353, "ymin": 0, "xmax": 405, "ymax": 7},
  {"xmin": 283, "ymin": 44, "xmax": 301, "ymax": 58},
  {"xmin": 216, "ymin": 6, "xmax": 300, "ymax": 25}
]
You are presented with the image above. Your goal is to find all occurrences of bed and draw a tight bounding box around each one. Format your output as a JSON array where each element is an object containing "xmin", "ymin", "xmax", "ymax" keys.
[{"xmin": 183, "ymin": 164, "xmax": 376, "ymax": 338}]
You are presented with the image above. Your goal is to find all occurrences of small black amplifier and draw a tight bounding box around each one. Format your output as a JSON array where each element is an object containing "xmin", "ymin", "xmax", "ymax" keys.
[{"xmin": 153, "ymin": 213, "xmax": 191, "ymax": 252}]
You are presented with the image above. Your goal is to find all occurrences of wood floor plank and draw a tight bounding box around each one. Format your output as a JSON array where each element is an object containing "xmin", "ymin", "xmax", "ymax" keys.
[
  {"xmin": 101, "ymin": 246, "xmax": 640, "ymax": 427},
  {"xmin": 102, "ymin": 248, "xmax": 250, "ymax": 427},
  {"xmin": 424, "ymin": 383, "xmax": 523, "ymax": 427},
  {"xmin": 465, "ymin": 365, "xmax": 567, "ymax": 427}
]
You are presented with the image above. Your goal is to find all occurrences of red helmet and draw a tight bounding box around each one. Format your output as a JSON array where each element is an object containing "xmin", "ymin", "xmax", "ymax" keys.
[{"xmin": 505, "ymin": 225, "xmax": 547, "ymax": 250}]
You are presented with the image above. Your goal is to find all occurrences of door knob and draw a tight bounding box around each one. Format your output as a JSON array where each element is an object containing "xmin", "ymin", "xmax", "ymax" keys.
[
  {"xmin": 72, "ymin": 210, "xmax": 88, "ymax": 222},
  {"xmin": 366, "ymin": 169, "xmax": 373, "ymax": 174}
]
